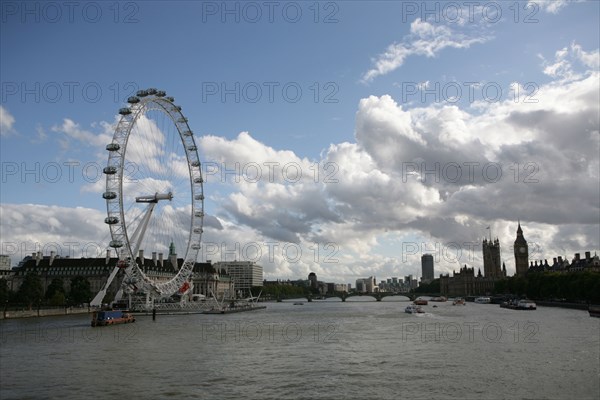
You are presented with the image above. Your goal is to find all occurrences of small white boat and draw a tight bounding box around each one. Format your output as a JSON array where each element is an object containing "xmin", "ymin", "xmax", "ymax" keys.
[
  {"xmin": 405, "ymin": 305, "xmax": 424, "ymax": 314},
  {"xmin": 517, "ymin": 300, "xmax": 536, "ymax": 310},
  {"xmin": 474, "ymin": 297, "xmax": 491, "ymax": 304}
]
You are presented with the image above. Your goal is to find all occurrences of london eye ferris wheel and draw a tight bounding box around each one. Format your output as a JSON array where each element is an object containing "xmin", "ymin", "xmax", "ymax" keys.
[{"xmin": 91, "ymin": 88, "xmax": 204, "ymax": 309}]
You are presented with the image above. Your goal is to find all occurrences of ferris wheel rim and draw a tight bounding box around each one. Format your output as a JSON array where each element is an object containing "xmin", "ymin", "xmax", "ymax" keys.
[{"xmin": 103, "ymin": 89, "xmax": 204, "ymax": 296}]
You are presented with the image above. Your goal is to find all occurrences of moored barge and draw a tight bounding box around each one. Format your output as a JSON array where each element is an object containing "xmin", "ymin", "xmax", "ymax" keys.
[{"xmin": 91, "ymin": 310, "xmax": 135, "ymax": 327}]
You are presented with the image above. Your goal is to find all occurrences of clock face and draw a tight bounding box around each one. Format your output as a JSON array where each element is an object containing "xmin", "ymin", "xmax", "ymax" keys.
[{"xmin": 519, "ymin": 247, "xmax": 526, "ymax": 254}]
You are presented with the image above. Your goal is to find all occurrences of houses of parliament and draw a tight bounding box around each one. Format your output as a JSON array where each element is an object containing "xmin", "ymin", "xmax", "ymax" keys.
[{"xmin": 439, "ymin": 222, "xmax": 600, "ymax": 297}]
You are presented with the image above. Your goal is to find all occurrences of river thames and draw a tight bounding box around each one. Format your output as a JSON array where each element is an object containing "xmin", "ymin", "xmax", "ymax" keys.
[{"xmin": 1, "ymin": 298, "xmax": 598, "ymax": 399}]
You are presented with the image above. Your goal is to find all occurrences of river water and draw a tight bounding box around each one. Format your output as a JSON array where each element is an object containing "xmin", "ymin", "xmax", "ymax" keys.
[{"xmin": 1, "ymin": 298, "xmax": 598, "ymax": 399}]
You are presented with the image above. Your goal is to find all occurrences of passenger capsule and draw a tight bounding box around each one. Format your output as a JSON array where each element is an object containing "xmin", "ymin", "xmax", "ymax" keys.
[
  {"xmin": 104, "ymin": 216, "xmax": 119, "ymax": 224},
  {"xmin": 156, "ymin": 90, "xmax": 166, "ymax": 97},
  {"xmin": 119, "ymin": 108, "xmax": 131, "ymax": 115},
  {"xmin": 136, "ymin": 90, "xmax": 148, "ymax": 97},
  {"xmin": 146, "ymin": 88, "xmax": 157, "ymax": 95},
  {"xmin": 102, "ymin": 191, "xmax": 117, "ymax": 199},
  {"xmin": 194, "ymin": 177, "xmax": 203, "ymax": 184},
  {"xmin": 187, "ymin": 145, "xmax": 197, "ymax": 151},
  {"xmin": 127, "ymin": 96, "xmax": 140, "ymax": 104},
  {"xmin": 166, "ymin": 96, "xmax": 175, "ymax": 102},
  {"xmin": 194, "ymin": 211, "xmax": 204, "ymax": 218},
  {"xmin": 106, "ymin": 143, "xmax": 120, "ymax": 151},
  {"xmin": 190, "ymin": 161, "xmax": 200, "ymax": 167},
  {"xmin": 109, "ymin": 240, "xmax": 123, "ymax": 248},
  {"xmin": 103, "ymin": 166, "xmax": 117, "ymax": 174},
  {"xmin": 195, "ymin": 194, "xmax": 205, "ymax": 201}
]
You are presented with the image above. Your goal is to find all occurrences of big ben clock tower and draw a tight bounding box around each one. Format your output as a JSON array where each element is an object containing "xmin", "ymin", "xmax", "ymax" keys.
[{"xmin": 514, "ymin": 222, "xmax": 529, "ymax": 275}]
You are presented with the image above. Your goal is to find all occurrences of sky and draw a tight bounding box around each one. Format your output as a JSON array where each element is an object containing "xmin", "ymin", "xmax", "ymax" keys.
[{"xmin": 1, "ymin": 0, "xmax": 599, "ymax": 285}]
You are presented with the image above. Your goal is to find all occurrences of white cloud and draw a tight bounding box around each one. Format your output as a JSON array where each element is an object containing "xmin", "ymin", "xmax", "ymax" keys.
[
  {"xmin": 0, "ymin": 204, "xmax": 109, "ymax": 262},
  {"xmin": 31, "ymin": 124, "xmax": 47, "ymax": 143},
  {"xmin": 541, "ymin": 42, "xmax": 599, "ymax": 81},
  {"xmin": 51, "ymin": 118, "xmax": 113, "ymax": 149},
  {"xmin": 199, "ymin": 131, "xmax": 316, "ymax": 185},
  {"xmin": 531, "ymin": 0, "xmax": 570, "ymax": 14},
  {"xmin": 571, "ymin": 42, "xmax": 600, "ymax": 69},
  {"xmin": 0, "ymin": 106, "xmax": 17, "ymax": 137},
  {"xmin": 362, "ymin": 18, "xmax": 490, "ymax": 83}
]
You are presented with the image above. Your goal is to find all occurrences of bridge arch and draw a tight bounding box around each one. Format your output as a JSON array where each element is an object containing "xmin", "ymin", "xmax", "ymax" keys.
[{"xmin": 326, "ymin": 292, "xmax": 413, "ymax": 302}]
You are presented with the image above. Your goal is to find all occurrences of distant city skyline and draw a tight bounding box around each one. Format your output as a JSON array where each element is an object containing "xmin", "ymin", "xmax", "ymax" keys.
[
  {"xmin": 1, "ymin": 1, "xmax": 599, "ymax": 284},
  {"xmin": 5, "ymin": 231, "xmax": 597, "ymax": 289},
  {"xmin": 1, "ymin": 221, "xmax": 599, "ymax": 285}
]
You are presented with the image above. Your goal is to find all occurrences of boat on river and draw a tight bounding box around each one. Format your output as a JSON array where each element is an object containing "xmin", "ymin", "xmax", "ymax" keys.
[
  {"xmin": 500, "ymin": 299, "xmax": 536, "ymax": 310},
  {"xmin": 91, "ymin": 310, "xmax": 135, "ymax": 327},
  {"xmin": 474, "ymin": 297, "xmax": 491, "ymax": 304},
  {"xmin": 405, "ymin": 305, "xmax": 425, "ymax": 314},
  {"xmin": 588, "ymin": 305, "xmax": 600, "ymax": 317},
  {"xmin": 453, "ymin": 298, "xmax": 466, "ymax": 305},
  {"xmin": 414, "ymin": 299, "xmax": 428, "ymax": 305},
  {"xmin": 517, "ymin": 299, "xmax": 537, "ymax": 310}
]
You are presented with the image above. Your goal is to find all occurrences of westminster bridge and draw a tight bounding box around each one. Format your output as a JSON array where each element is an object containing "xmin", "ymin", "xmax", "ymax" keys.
[{"xmin": 275, "ymin": 292, "xmax": 442, "ymax": 302}]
